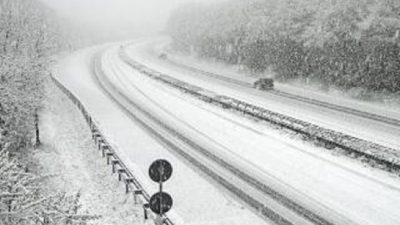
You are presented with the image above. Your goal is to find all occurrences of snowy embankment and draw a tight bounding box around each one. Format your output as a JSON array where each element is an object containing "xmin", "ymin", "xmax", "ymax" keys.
[
  {"xmin": 103, "ymin": 45, "xmax": 400, "ymax": 225},
  {"xmin": 34, "ymin": 79, "xmax": 143, "ymax": 225},
  {"xmin": 53, "ymin": 46, "xmax": 268, "ymax": 225}
]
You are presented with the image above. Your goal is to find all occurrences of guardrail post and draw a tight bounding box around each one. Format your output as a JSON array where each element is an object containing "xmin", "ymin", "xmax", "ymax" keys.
[
  {"xmin": 118, "ymin": 168, "xmax": 126, "ymax": 181},
  {"xmin": 96, "ymin": 136, "xmax": 103, "ymax": 146},
  {"xmin": 133, "ymin": 189, "xmax": 142, "ymax": 204},
  {"xmin": 99, "ymin": 142, "xmax": 107, "ymax": 153},
  {"xmin": 91, "ymin": 123, "xmax": 96, "ymax": 132},
  {"xmin": 143, "ymin": 203, "xmax": 149, "ymax": 220},
  {"xmin": 111, "ymin": 160, "xmax": 119, "ymax": 173},
  {"xmin": 125, "ymin": 178, "xmax": 134, "ymax": 193},
  {"xmin": 92, "ymin": 132, "xmax": 100, "ymax": 141},
  {"xmin": 106, "ymin": 152, "xmax": 114, "ymax": 164},
  {"xmin": 102, "ymin": 145, "xmax": 107, "ymax": 157},
  {"xmin": 97, "ymin": 139, "xmax": 105, "ymax": 150},
  {"xmin": 101, "ymin": 145, "xmax": 109, "ymax": 158}
]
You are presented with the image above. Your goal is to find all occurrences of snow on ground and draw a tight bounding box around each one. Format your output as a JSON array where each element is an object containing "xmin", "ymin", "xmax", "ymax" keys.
[
  {"xmin": 104, "ymin": 46, "xmax": 400, "ymax": 225},
  {"xmin": 32, "ymin": 79, "xmax": 144, "ymax": 225},
  {"xmin": 125, "ymin": 39, "xmax": 400, "ymax": 151},
  {"xmin": 53, "ymin": 46, "xmax": 269, "ymax": 225}
]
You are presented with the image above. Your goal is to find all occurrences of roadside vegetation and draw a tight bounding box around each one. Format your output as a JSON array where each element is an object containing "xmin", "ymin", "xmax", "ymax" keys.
[
  {"xmin": 0, "ymin": 0, "xmax": 94, "ymax": 224},
  {"xmin": 167, "ymin": 0, "xmax": 400, "ymax": 98}
]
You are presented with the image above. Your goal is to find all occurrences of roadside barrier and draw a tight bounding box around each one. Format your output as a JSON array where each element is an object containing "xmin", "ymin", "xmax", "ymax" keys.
[{"xmin": 50, "ymin": 75, "xmax": 175, "ymax": 225}]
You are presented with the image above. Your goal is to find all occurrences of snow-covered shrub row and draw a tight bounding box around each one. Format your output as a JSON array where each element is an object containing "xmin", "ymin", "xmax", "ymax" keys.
[
  {"xmin": 167, "ymin": 0, "xmax": 400, "ymax": 94},
  {"xmin": 120, "ymin": 47, "xmax": 400, "ymax": 171}
]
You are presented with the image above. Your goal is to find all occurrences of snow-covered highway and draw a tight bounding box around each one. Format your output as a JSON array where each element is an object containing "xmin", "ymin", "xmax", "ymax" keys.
[
  {"xmin": 54, "ymin": 43, "xmax": 400, "ymax": 225},
  {"xmin": 98, "ymin": 48, "xmax": 341, "ymax": 225},
  {"xmin": 54, "ymin": 45, "xmax": 268, "ymax": 225}
]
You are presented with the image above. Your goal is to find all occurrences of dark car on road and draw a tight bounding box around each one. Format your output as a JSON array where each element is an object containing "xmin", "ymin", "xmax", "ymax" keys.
[
  {"xmin": 253, "ymin": 78, "xmax": 274, "ymax": 90},
  {"xmin": 158, "ymin": 52, "xmax": 168, "ymax": 60}
]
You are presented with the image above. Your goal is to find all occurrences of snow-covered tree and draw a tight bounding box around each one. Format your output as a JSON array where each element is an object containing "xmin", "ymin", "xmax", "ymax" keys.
[
  {"xmin": 0, "ymin": 0, "xmax": 62, "ymax": 154},
  {"xmin": 167, "ymin": 0, "xmax": 400, "ymax": 94}
]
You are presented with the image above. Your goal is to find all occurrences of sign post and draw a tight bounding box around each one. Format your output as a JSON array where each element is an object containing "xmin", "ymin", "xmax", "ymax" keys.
[{"xmin": 148, "ymin": 159, "xmax": 173, "ymax": 224}]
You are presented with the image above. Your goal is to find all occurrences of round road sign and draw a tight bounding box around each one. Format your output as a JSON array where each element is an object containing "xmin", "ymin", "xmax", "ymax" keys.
[
  {"xmin": 149, "ymin": 159, "xmax": 172, "ymax": 183},
  {"xmin": 149, "ymin": 192, "xmax": 173, "ymax": 214}
]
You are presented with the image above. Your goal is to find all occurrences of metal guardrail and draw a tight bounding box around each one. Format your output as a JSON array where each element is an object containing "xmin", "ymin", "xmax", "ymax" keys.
[
  {"xmin": 119, "ymin": 47, "xmax": 400, "ymax": 173},
  {"xmin": 50, "ymin": 75, "xmax": 175, "ymax": 225}
]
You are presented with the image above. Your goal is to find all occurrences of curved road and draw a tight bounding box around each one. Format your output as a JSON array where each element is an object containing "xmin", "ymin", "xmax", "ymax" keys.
[
  {"xmin": 54, "ymin": 43, "xmax": 400, "ymax": 225},
  {"xmin": 101, "ymin": 46, "xmax": 400, "ymax": 225},
  {"xmin": 54, "ymin": 45, "xmax": 270, "ymax": 225}
]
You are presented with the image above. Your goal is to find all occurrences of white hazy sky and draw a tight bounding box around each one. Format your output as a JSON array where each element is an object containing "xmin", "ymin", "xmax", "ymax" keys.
[{"xmin": 41, "ymin": 0, "xmax": 218, "ymax": 38}]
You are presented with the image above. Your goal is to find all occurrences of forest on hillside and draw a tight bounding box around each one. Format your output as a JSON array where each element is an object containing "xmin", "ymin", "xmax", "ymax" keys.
[{"xmin": 167, "ymin": 0, "xmax": 400, "ymax": 95}]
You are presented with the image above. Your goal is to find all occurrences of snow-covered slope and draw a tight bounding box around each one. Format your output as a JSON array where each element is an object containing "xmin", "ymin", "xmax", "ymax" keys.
[{"xmin": 37, "ymin": 79, "xmax": 143, "ymax": 225}]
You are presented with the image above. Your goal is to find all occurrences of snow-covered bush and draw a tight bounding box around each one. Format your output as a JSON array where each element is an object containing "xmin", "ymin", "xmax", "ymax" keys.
[{"xmin": 0, "ymin": 149, "xmax": 98, "ymax": 224}]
